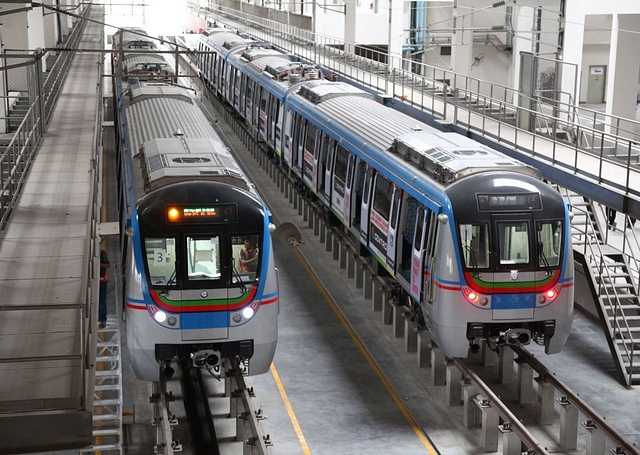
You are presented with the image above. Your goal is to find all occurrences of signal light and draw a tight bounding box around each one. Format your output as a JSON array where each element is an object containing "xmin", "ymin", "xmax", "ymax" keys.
[{"xmin": 167, "ymin": 207, "xmax": 180, "ymax": 222}]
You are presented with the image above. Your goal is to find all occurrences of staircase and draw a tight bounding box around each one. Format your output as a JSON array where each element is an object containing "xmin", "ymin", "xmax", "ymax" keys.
[
  {"xmin": 81, "ymin": 317, "xmax": 124, "ymax": 453},
  {"xmin": 558, "ymin": 186, "xmax": 640, "ymax": 386}
]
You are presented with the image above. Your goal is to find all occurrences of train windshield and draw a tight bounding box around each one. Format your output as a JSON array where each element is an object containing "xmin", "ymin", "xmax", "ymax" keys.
[
  {"xmin": 144, "ymin": 237, "xmax": 178, "ymax": 286},
  {"xmin": 459, "ymin": 219, "xmax": 563, "ymax": 271},
  {"xmin": 187, "ymin": 236, "xmax": 222, "ymax": 281},
  {"xmin": 232, "ymin": 235, "xmax": 261, "ymax": 283},
  {"xmin": 459, "ymin": 223, "xmax": 490, "ymax": 269},
  {"xmin": 537, "ymin": 220, "xmax": 562, "ymax": 267}
]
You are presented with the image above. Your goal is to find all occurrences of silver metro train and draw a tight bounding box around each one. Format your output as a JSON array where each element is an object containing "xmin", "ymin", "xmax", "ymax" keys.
[
  {"xmin": 193, "ymin": 32, "xmax": 574, "ymax": 357},
  {"xmin": 113, "ymin": 59, "xmax": 278, "ymax": 380}
]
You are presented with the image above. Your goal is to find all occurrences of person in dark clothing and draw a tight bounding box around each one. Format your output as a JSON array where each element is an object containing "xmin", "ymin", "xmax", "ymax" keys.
[
  {"xmin": 607, "ymin": 208, "xmax": 617, "ymax": 230},
  {"xmin": 99, "ymin": 248, "xmax": 110, "ymax": 328},
  {"xmin": 239, "ymin": 239, "xmax": 259, "ymax": 273}
]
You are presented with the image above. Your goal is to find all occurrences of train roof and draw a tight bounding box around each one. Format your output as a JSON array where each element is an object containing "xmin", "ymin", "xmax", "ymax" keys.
[
  {"xmin": 122, "ymin": 54, "xmax": 169, "ymax": 72},
  {"xmin": 114, "ymin": 28, "xmax": 156, "ymax": 49},
  {"xmin": 293, "ymin": 82, "xmax": 539, "ymax": 185},
  {"xmin": 201, "ymin": 31, "xmax": 251, "ymax": 50},
  {"xmin": 127, "ymin": 84, "xmax": 193, "ymax": 105},
  {"xmin": 141, "ymin": 137, "xmax": 246, "ymax": 192},
  {"xmin": 125, "ymin": 87, "xmax": 215, "ymax": 157}
]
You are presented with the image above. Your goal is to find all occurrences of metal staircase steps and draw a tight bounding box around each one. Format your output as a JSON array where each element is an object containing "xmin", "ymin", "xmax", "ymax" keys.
[
  {"xmin": 557, "ymin": 185, "xmax": 640, "ymax": 386},
  {"xmin": 81, "ymin": 317, "xmax": 123, "ymax": 454}
]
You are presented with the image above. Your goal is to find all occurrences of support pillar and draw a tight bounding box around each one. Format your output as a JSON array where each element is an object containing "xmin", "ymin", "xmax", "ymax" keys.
[
  {"xmin": 500, "ymin": 424, "xmax": 521, "ymax": 455},
  {"xmin": 372, "ymin": 282, "xmax": 382, "ymax": 312},
  {"xmin": 462, "ymin": 380, "xmax": 479, "ymax": 429},
  {"xmin": 346, "ymin": 249, "xmax": 355, "ymax": 279},
  {"xmin": 582, "ymin": 420, "xmax": 605, "ymax": 455},
  {"xmin": 404, "ymin": 319, "xmax": 417, "ymax": 352},
  {"xmin": 417, "ymin": 331, "xmax": 431, "ymax": 368},
  {"xmin": 430, "ymin": 346, "xmax": 445, "ymax": 386},
  {"xmin": 363, "ymin": 273, "xmax": 373, "ymax": 299},
  {"xmin": 355, "ymin": 261, "xmax": 364, "ymax": 289},
  {"xmin": 516, "ymin": 359, "xmax": 533, "ymax": 404},
  {"xmin": 477, "ymin": 398, "xmax": 499, "ymax": 452},
  {"xmin": 481, "ymin": 340, "xmax": 496, "ymax": 366},
  {"xmin": 558, "ymin": 396, "xmax": 578, "ymax": 450},
  {"xmin": 381, "ymin": 291, "xmax": 392, "ymax": 324},
  {"xmin": 498, "ymin": 347, "xmax": 514, "ymax": 384},
  {"xmin": 338, "ymin": 242, "xmax": 347, "ymax": 269},
  {"xmin": 392, "ymin": 304, "xmax": 405, "ymax": 338},
  {"xmin": 536, "ymin": 378, "xmax": 554, "ymax": 425},
  {"xmin": 445, "ymin": 362, "xmax": 462, "ymax": 405}
]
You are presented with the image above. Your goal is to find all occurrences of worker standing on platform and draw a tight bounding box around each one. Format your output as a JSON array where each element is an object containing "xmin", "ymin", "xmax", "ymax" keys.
[{"xmin": 99, "ymin": 247, "xmax": 110, "ymax": 329}]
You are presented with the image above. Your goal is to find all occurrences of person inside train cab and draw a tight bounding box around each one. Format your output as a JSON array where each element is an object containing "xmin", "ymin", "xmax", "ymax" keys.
[{"xmin": 239, "ymin": 239, "xmax": 259, "ymax": 273}]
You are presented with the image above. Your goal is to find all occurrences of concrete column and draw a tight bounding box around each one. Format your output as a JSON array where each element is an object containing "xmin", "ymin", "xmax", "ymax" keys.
[
  {"xmin": 498, "ymin": 347, "xmax": 514, "ymax": 384},
  {"xmin": 536, "ymin": 378, "xmax": 555, "ymax": 425},
  {"xmin": 430, "ymin": 346, "xmax": 445, "ymax": 386},
  {"xmin": 450, "ymin": 1, "xmax": 474, "ymax": 87},
  {"xmin": 363, "ymin": 273, "xmax": 373, "ymax": 299},
  {"xmin": 500, "ymin": 424, "xmax": 521, "ymax": 455},
  {"xmin": 313, "ymin": 212, "xmax": 319, "ymax": 236},
  {"xmin": 445, "ymin": 363, "xmax": 462, "ymax": 406},
  {"xmin": 381, "ymin": 290, "xmax": 392, "ymax": 324},
  {"xmin": 372, "ymin": 282, "xmax": 382, "ymax": 311},
  {"xmin": 355, "ymin": 261, "xmax": 364, "ymax": 289},
  {"xmin": 462, "ymin": 381, "xmax": 479, "ymax": 429},
  {"xmin": 404, "ymin": 319, "xmax": 417, "ymax": 352},
  {"xmin": 516, "ymin": 360, "xmax": 533, "ymax": 404},
  {"xmin": 344, "ymin": 0, "xmax": 357, "ymax": 55},
  {"xmin": 558, "ymin": 396, "xmax": 578, "ymax": 450},
  {"xmin": 319, "ymin": 220, "xmax": 326, "ymax": 244},
  {"xmin": 605, "ymin": 14, "xmax": 640, "ymax": 140},
  {"xmin": 392, "ymin": 304, "xmax": 405, "ymax": 338},
  {"xmin": 480, "ymin": 340, "xmax": 496, "ymax": 366},
  {"xmin": 339, "ymin": 242, "xmax": 347, "ymax": 269},
  {"xmin": 477, "ymin": 398, "xmax": 499, "ymax": 452},
  {"xmin": 583, "ymin": 420, "xmax": 605, "ymax": 455},
  {"xmin": 417, "ymin": 331, "xmax": 431, "ymax": 368},
  {"xmin": 346, "ymin": 249, "xmax": 355, "ymax": 278}
]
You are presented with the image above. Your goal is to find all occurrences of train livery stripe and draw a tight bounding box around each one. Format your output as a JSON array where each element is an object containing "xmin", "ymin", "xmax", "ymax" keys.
[
  {"xmin": 463, "ymin": 270, "xmax": 561, "ymax": 294},
  {"xmin": 149, "ymin": 286, "xmax": 258, "ymax": 312}
]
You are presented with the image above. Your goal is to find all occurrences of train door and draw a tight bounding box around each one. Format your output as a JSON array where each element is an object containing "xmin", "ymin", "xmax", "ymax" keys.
[
  {"xmin": 274, "ymin": 103, "xmax": 284, "ymax": 156},
  {"xmin": 283, "ymin": 109, "xmax": 295, "ymax": 166},
  {"xmin": 258, "ymin": 88, "xmax": 269, "ymax": 141},
  {"xmin": 397, "ymin": 196, "xmax": 418, "ymax": 283},
  {"xmin": 343, "ymin": 154, "xmax": 355, "ymax": 226},
  {"xmin": 386, "ymin": 186, "xmax": 403, "ymax": 270},
  {"xmin": 368, "ymin": 173, "xmax": 393, "ymax": 270},
  {"xmin": 233, "ymin": 68, "xmax": 241, "ymax": 111},
  {"xmin": 409, "ymin": 205, "xmax": 427, "ymax": 301},
  {"xmin": 182, "ymin": 233, "xmax": 229, "ymax": 341},
  {"xmin": 245, "ymin": 79, "xmax": 254, "ymax": 125},
  {"xmin": 331, "ymin": 144, "xmax": 350, "ymax": 222},
  {"xmin": 302, "ymin": 122, "xmax": 318, "ymax": 191},
  {"xmin": 349, "ymin": 159, "xmax": 367, "ymax": 231},
  {"xmin": 318, "ymin": 135, "xmax": 334, "ymax": 205},
  {"xmin": 423, "ymin": 210, "xmax": 439, "ymax": 304},
  {"xmin": 274, "ymin": 100, "xmax": 284, "ymax": 156},
  {"xmin": 359, "ymin": 166, "xmax": 374, "ymax": 243},
  {"xmin": 491, "ymin": 214, "xmax": 535, "ymax": 319},
  {"xmin": 268, "ymin": 97, "xmax": 279, "ymax": 150},
  {"xmin": 290, "ymin": 115, "xmax": 303, "ymax": 176}
]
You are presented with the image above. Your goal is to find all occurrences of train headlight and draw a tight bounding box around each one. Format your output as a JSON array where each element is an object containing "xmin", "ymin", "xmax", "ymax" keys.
[
  {"xmin": 154, "ymin": 310, "xmax": 167, "ymax": 323},
  {"xmin": 462, "ymin": 286, "xmax": 479, "ymax": 304},
  {"xmin": 231, "ymin": 300, "xmax": 261, "ymax": 326},
  {"xmin": 538, "ymin": 285, "xmax": 561, "ymax": 306},
  {"xmin": 242, "ymin": 307, "xmax": 255, "ymax": 319}
]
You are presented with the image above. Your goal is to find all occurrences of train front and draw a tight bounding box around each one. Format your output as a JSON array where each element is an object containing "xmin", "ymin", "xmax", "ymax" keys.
[
  {"xmin": 437, "ymin": 171, "xmax": 574, "ymax": 357},
  {"xmin": 125, "ymin": 181, "xmax": 278, "ymax": 381}
]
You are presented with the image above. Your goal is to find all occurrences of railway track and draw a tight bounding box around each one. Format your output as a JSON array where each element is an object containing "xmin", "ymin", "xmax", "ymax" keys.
[{"xmin": 152, "ymin": 357, "xmax": 271, "ymax": 455}]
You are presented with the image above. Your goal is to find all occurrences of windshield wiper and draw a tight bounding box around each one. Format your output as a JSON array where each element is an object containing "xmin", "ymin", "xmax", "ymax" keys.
[
  {"xmin": 465, "ymin": 245, "xmax": 480, "ymax": 277},
  {"xmin": 538, "ymin": 242, "xmax": 551, "ymax": 276},
  {"xmin": 160, "ymin": 268, "xmax": 177, "ymax": 296},
  {"xmin": 230, "ymin": 258, "xmax": 247, "ymax": 293}
]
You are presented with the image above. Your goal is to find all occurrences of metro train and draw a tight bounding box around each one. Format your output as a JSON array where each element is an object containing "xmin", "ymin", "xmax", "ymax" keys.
[
  {"xmin": 193, "ymin": 27, "xmax": 575, "ymax": 357},
  {"xmin": 112, "ymin": 32, "xmax": 279, "ymax": 381}
]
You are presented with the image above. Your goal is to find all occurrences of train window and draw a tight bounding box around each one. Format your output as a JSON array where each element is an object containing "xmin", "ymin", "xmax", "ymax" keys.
[
  {"xmin": 372, "ymin": 175, "xmax": 393, "ymax": 220},
  {"xmin": 497, "ymin": 221, "xmax": 530, "ymax": 266},
  {"xmin": 305, "ymin": 123, "xmax": 318, "ymax": 155},
  {"xmin": 362, "ymin": 167, "xmax": 373, "ymax": 205},
  {"xmin": 459, "ymin": 223, "xmax": 489, "ymax": 269},
  {"xmin": 232, "ymin": 235, "xmax": 261, "ymax": 282},
  {"xmin": 144, "ymin": 237, "xmax": 177, "ymax": 286},
  {"xmin": 187, "ymin": 236, "xmax": 222, "ymax": 281},
  {"xmin": 413, "ymin": 206, "xmax": 425, "ymax": 250},
  {"xmin": 334, "ymin": 145, "xmax": 349, "ymax": 182},
  {"xmin": 537, "ymin": 220, "xmax": 562, "ymax": 267}
]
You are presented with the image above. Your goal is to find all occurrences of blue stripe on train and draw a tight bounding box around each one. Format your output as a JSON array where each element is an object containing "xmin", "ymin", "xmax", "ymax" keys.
[
  {"xmin": 182, "ymin": 312, "xmax": 228, "ymax": 329},
  {"xmin": 492, "ymin": 293, "xmax": 535, "ymax": 309}
]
